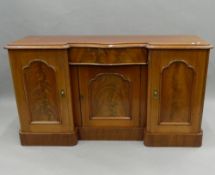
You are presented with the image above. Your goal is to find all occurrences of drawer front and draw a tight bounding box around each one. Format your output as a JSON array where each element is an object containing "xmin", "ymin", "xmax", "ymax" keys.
[{"xmin": 69, "ymin": 47, "xmax": 147, "ymax": 64}]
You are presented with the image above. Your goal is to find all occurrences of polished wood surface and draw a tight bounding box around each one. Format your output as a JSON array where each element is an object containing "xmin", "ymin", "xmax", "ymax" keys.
[
  {"xmin": 147, "ymin": 49, "xmax": 209, "ymax": 134},
  {"xmin": 144, "ymin": 131, "xmax": 202, "ymax": 147},
  {"xmin": 6, "ymin": 35, "xmax": 212, "ymax": 147},
  {"xmin": 8, "ymin": 50, "xmax": 77, "ymax": 143},
  {"xmin": 23, "ymin": 60, "xmax": 60, "ymax": 123},
  {"xmin": 160, "ymin": 60, "xmax": 195, "ymax": 123},
  {"xmin": 79, "ymin": 127, "xmax": 143, "ymax": 140},
  {"xmin": 69, "ymin": 47, "xmax": 147, "ymax": 65},
  {"xmin": 79, "ymin": 66, "xmax": 142, "ymax": 127},
  {"xmin": 5, "ymin": 35, "xmax": 212, "ymax": 49},
  {"xmin": 20, "ymin": 131, "xmax": 78, "ymax": 146}
]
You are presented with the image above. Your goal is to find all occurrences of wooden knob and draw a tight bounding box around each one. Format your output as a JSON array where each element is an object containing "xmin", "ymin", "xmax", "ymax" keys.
[
  {"xmin": 153, "ymin": 90, "xmax": 159, "ymax": 99},
  {"xmin": 60, "ymin": 90, "xmax": 65, "ymax": 97}
]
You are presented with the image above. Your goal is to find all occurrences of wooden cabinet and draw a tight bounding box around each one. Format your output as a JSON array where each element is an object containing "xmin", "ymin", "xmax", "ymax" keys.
[{"xmin": 5, "ymin": 35, "xmax": 212, "ymax": 147}]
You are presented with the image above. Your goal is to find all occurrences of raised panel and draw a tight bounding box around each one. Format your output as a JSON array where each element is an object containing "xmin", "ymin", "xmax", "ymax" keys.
[
  {"xmin": 23, "ymin": 60, "xmax": 60, "ymax": 123},
  {"xmin": 148, "ymin": 49, "xmax": 209, "ymax": 133},
  {"xmin": 8, "ymin": 49, "xmax": 74, "ymax": 133},
  {"xmin": 89, "ymin": 73, "xmax": 131, "ymax": 119},
  {"xmin": 159, "ymin": 60, "xmax": 195, "ymax": 125},
  {"xmin": 79, "ymin": 66, "xmax": 141, "ymax": 127}
]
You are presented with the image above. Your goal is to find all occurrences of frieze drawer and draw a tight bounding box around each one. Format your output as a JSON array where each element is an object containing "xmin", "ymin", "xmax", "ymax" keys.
[{"xmin": 69, "ymin": 47, "xmax": 148, "ymax": 65}]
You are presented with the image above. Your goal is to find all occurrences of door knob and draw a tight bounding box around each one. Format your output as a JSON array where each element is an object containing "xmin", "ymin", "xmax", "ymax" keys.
[
  {"xmin": 60, "ymin": 90, "xmax": 65, "ymax": 97},
  {"xmin": 153, "ymin": 89, "xmax": 159, "ymax": 99}
]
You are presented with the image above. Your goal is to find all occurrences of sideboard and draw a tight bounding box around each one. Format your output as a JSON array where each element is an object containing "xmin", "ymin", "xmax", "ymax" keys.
[{"xmin": 5, "ymin": 35, "xmax": 212, "ymax": 147}]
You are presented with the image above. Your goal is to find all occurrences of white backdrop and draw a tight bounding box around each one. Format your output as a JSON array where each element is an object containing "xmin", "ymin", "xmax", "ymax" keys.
[
  {"xmin": 0, "ymin": 0, "xmax": 214, "ymax": 98},
  {"xmin": 0, "ymin": 1, "xmax": 215, "ymax": 175}
]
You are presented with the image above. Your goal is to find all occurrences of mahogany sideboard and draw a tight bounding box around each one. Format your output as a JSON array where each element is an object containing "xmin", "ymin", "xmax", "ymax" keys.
[{"xmin": 5, "ymin": 35, "xmax": 212, "ymax": 147}]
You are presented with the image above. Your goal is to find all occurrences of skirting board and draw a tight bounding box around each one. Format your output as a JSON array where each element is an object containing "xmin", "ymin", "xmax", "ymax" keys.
[
  {"xmin": 78, "ymin": 127, "xmax": 144, "ymax": 140},
  {"xmin": 144, "ymin": 131, "xmax": 203, "ymax": 147},
  {"xmin": 20, "ymin": 131, "xmax": 78, "ymax": 146}
]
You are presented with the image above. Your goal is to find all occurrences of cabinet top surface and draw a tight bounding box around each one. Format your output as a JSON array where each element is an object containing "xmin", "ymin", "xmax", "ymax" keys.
[{"xmin": 5, "ymin": 35, "xmax": 212, "ymax": 49}]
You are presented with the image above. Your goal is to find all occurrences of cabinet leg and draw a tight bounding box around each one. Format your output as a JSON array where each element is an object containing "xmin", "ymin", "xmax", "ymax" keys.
[{"xmin": 144, "ymin": 131, "xmax": 202, "ymax": 147}]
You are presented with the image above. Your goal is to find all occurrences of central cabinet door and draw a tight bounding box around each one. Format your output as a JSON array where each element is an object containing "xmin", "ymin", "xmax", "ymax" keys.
[{"xmin": 79, "ymin": 66, "xmax": 141, "ymax": 127}]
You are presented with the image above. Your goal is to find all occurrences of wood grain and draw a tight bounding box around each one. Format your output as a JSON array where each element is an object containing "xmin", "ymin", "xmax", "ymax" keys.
[
  {"xmin": 5, "ymin": 35, "xmax": 212, "ymax": 49},
  {"xmin": 89, "ymin": 72, "xmax": 131, "ymax": 119},
  {"xmin": 79, "ymin": 66, "xmax": 142, "ymax": 127},
  {"xmin": 144, "ymin": 131, "xmax": 202, "ymax": 147},
  {"xmin": 23, "ymin": 60, "xmax": 60, "ymax": 123},
  {"xmin": 69, "ymin": 47, "xmax": 147, "ymax": 64},
  {"xmin": 69, "ymin": 66, "xmax": 82, "ymax": 127},
  {"xmin": 20, "ymin": 131, "xmax": 77, "ymax": 146},
  {"xmin": 8, "ymin": 49, "xmax": 76, "ymax": 133},
  {"xmin": 160, "ymin": 60, "xmax": 195, "ymax": 124},
  {"xmin": 147, "ymin": 49, "xmax": 209, "ymax": 134},
  {"xmin": 6, "ymin": 36, "xmax": 211, "ymax": 147},
  {"xmin": 79, "ymin": 127, "xmax": 143, "ymax": 140},
  {"xmin": 140, "ymin": 66, "xmax": 148, "ymax": 127}
]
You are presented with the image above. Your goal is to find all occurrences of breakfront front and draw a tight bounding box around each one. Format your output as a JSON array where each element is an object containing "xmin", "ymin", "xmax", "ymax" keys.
[{"xmin": 5, "ymin": 35, "xmax": 212, "ymax": 146}]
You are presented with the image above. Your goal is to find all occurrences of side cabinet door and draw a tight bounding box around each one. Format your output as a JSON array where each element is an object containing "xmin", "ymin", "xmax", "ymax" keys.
[
  {"xmin": 9, "ymin": 50, "xmax": 74, "ymax": 133},
  {"xmin": 148, "ymin": 50, "xmax": 209, "ymax": 133}
]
